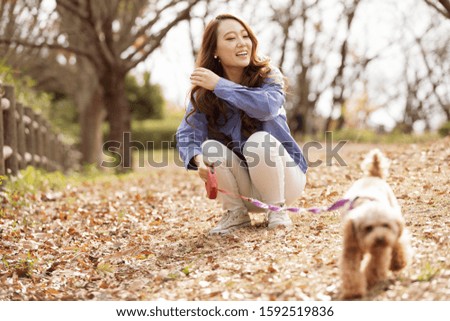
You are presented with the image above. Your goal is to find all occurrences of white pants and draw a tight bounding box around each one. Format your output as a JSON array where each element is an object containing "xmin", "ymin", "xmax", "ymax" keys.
[{"xmin": 202, "ymin": 131, "xmax": 306, "ymax": 212}]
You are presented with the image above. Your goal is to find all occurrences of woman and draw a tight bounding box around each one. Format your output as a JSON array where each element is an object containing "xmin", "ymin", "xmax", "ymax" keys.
[{"xmin": 176, "ymin": 14, "xmax": 308, "ymax": 235}]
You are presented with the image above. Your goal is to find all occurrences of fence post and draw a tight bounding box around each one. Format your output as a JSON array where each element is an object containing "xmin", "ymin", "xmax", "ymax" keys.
[
  {"xmin": 4, "ymin": 85, "xmax": 18, "ymax": 176},
  {"xmin": 56, "ymin": 134, "xmax": 65, "ymax": 172},
  {"xmin": 16, "ymin": 102, "xmax": 26, "ymax": 170},
  {"xmin": 55, "ymin": 135, "xmax": 62, "ymax": 172},
  {"xmin": 35, "ymin": 114, "xmax": 44, "ymax": 168},
  {"xmin": 41, "ymin": 118, "xmax": 48, "ymax": 171},
  {"xmin": 64, "ymin": 145, "xmax": 72, "ymax": 172},
  {"xmin": 47, "ymin": 132, "xmax": 54, "ymax": 171},
  {"xmin": 1, "ymin": 86, "xmax": 80, "ymax": 175},
  {"xmin": 24, "ymin": 107, "xmax": 36, "ymax": 167},
  {"xmin": 49, "ymin": 132, "xmax": 57, "ymax": 171}
]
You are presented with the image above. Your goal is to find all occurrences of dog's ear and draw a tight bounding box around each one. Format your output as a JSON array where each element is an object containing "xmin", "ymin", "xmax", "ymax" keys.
[
  {"xmin": 395, "ymin": 218, "xmax": 404, "ymax": 238},
  {"xmin": 343, "ymin": 217, "xmax": 359, "ymax": 249}
]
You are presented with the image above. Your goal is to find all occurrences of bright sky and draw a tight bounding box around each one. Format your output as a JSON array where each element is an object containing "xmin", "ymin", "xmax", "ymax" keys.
[{"xmin": 136, "ymin": 0, "xmax": 449, "ymax": 131}]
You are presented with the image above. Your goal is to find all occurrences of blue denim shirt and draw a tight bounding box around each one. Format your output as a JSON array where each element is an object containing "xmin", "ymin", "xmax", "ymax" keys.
[{"xmin": 176, "ymin": 68, "xmax": 308, "ymax": 174}]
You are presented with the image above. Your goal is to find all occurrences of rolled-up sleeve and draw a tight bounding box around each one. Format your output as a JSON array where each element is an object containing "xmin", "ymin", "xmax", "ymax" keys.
[
  {"xmin": 212, "ymin": 68, "xmax": 285, "ymax": 121},
  {"xmin": 176, "ymin": 103, "xmax": 207, "ymax": 170}
]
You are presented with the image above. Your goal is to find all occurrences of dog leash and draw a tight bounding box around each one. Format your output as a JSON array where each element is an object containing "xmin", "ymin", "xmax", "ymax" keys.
[{"xmin": 204, "ymin": 166, "xmax": 352, "ymax": 214}]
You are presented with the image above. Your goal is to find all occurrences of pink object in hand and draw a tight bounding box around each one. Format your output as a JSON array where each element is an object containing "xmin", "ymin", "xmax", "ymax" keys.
[{"xmin": 205, "ymin": 167, "xmax": 218, "ymax": 199}]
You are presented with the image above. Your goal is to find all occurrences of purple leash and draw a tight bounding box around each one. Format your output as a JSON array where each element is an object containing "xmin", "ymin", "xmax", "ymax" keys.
[
  {"xmin": 217, "ymin": 187, "xmax": 351, "ymax": 214},
  {"xmin": 205, "ymin": 166, "xmax": 352, "ymax": 214}
]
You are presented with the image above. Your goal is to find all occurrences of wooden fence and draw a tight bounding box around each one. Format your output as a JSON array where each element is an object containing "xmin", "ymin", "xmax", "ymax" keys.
[{"xmin": 0, "ymin": 84, "xmax": 80, "ymax": 176}]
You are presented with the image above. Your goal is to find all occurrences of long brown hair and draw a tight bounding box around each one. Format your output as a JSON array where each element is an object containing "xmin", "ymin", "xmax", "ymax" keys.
[{"xmin": 186, "ymin": 14, "xmax": 281, "ymax": 144}]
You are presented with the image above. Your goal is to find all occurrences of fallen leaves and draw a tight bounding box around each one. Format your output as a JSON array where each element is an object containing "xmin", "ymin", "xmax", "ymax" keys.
[{"xmin": 1, "ymin": 138, "xmax": 450, "ymax": 300}]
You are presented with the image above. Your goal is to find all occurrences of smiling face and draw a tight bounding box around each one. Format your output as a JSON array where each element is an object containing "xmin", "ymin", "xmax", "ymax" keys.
[{"xmin": 215, "ymin": 19, "xmax": 253, "ymax": 81}]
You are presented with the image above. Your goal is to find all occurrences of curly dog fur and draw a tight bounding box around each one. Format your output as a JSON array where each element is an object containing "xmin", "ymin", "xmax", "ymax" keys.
[{"xmin": 340, "ymin": 149, "xmax": 411, "ymax": 299}]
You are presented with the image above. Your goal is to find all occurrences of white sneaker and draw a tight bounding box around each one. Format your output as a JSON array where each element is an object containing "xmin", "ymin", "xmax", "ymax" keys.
[
  {"xmin": 267, "ymin": 209, "xmax": 293, "ymax": 231},
  {"xmin": 209, "ymin": 208, "xmax": 251, "ymax": 235}
]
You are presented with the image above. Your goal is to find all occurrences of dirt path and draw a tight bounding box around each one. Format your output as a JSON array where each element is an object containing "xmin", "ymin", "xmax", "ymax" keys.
[{"xmin": 1, "ymin": 137, "xmax": 449, "ymax": 300}]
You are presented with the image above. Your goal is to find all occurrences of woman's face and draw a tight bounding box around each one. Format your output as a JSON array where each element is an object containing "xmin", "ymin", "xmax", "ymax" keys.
[{"xmin": 215, "ymin": 19, "xmax": 253, "ymax": 72}]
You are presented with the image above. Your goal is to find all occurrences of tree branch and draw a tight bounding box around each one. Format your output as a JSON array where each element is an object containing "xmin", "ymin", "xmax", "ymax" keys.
[
  {"xmin": 124, "ymin": 0, "xmax": 199, "ymax": 70},
  {"xmin": 414, "ymin": 33, "xmax": 450, "ymax": 117},
  {"xmin": 424, "ymin": 0, "xmax": 450, "ymax": 18},
  {"xmin": 439, "ymin": 0, "xmax": 450, "ymax": 15},
  {"xmin": 85, "ymin": 0, "xmax": 116, "ymax": 67},
  {"xmin": 128, "ymin": 0, "xmax": 180, "ymax": 48},
  {"xmin": 116, "ymin": 1, "xmax": 148, "ymax": 52},
  {"xmin": 0, "ymin": 38, "xmax": 98, "ymax": 66},
  {"xmin": 56, "ymin": 0, "xmax": 90, "ymax": 22}
]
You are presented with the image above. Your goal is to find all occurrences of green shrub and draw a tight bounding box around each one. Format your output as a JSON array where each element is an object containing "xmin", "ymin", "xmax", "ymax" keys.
[
  {"xmin": 306, "ymin": 128, "xmax": 439, "ymax": 144},
  {"xmin": 131, "ymin": 111, "xmax": 184, "ymax": 150},
  {"xmin": 48, "ymin": 98, "xmax": 79, "ymax": 144},
  {"xmin": 438, "ymin": 121, "xmax": 450, "ymax": 137},
  {"xmin": 1, "ymin": 164, "xmax": 124, "ymax": 200},
  {"xmin": 126, "ymin": 72, "xmax": 165, "ymax": 120},
  {"xmin": 330, "ymin": 128, "xmax": 379, "ymax": 143},
  {"xmin": 2, "ymin": 166, "xmax": 67, "ymax": 196},
  {"xmin": 0, "ymin": 63, "xmax": 53, "ymax": 117}
]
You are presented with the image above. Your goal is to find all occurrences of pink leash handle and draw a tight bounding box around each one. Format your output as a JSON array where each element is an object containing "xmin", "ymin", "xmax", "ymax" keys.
[{"xmin": 205, "ymin": 166, "xmax": 218, "ymax": 199}]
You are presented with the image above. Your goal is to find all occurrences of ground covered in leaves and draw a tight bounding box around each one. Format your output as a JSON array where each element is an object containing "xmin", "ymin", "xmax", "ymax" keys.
[{"xmin": 1, "ymin": 137, "xmax": 449, "ymax": 300}]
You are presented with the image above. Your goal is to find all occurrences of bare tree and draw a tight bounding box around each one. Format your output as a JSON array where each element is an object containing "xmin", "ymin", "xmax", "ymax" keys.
[
  {"xmin": 413, "ymin": 32, "xmax": 450, "ymax": 121},
  {"xmin": 267, "ymin": 0, "xmax": 324, "ymax": 136},
  {"xmin": 394, "ymin": 11, "xmax": 450, "ymax": 132},
  {"xmin": 187, "ymin": 0, "xmax": 216, "ymax": 59},
  {"xmin": 324, "ymin": 0, "xmax": 362, "ymax": 131},
  {"xmin": 268, "ymin": 0, "xmax": 370, "ymax": 136},
  {"xmin": 400, "ymin": 54, "xmax": 430, "ymax": 133},
  {"xmin": 0, "ymin": 0, "xmax": 200, "ymax": 171},
  {"xmin": 268, "ymin": 0, "xmax": 297, "ymax": 74}
]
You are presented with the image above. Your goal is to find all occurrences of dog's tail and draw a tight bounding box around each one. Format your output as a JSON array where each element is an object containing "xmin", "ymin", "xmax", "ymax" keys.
[{"xmin": 361, "ymin": 148, "xmax": 390, "ymax": 179}]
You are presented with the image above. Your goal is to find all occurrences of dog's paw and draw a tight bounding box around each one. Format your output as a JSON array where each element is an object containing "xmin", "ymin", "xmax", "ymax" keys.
[
  {"xmin": 340, "ymin": 291, "xmax": 364, "ymax": 300},
  {"xmin": 390, "ymin": 256, "xmax": 407, "ymax": 271}
]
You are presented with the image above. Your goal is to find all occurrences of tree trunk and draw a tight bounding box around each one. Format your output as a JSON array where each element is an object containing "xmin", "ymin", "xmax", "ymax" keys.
[
  {"xmin": 80, "ymin": 88, "xmax": 106, "ymax": 166},
  {"xmin": 290, "ymin": 41, "xmax": 318, "ymax": 136},
  {"xmin": 103, "ymin": 69, "xmax": 132, "ymax": 172}
]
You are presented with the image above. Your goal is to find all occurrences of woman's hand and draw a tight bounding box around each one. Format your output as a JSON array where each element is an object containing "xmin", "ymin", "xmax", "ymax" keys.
[
  {"xmin": 194, "ymin": 154, "xmax": 210, "ymax": 182},
  {"xmin": 190, "ymin": 67, "xmax": 220, "ymax": 91}
]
